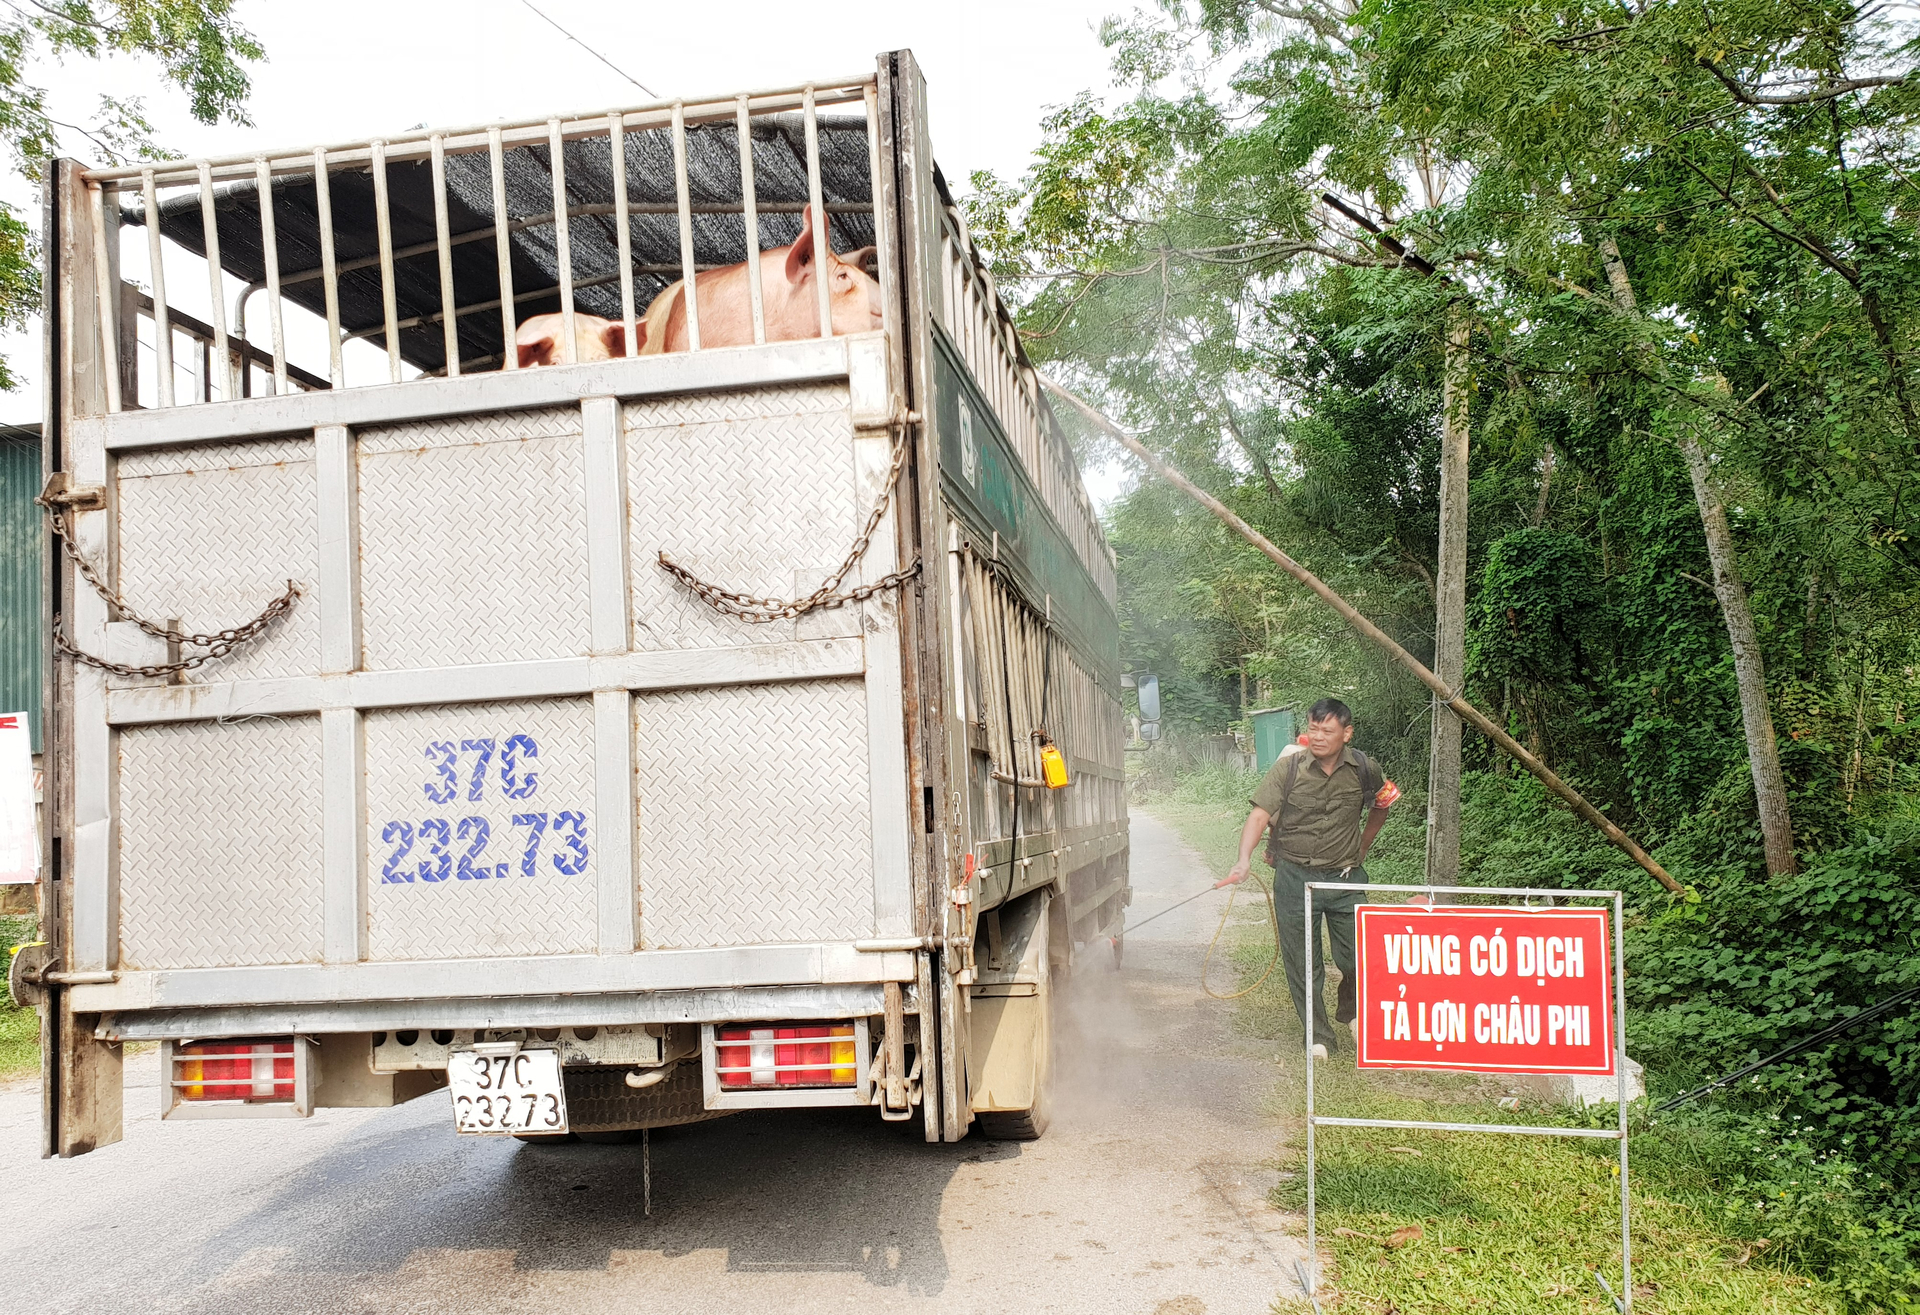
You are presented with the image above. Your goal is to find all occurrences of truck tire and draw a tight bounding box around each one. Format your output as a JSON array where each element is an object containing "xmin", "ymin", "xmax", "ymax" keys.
[{"xmin": 975, "ymin": 964, "xmax": 1055, "ymax": 1141}]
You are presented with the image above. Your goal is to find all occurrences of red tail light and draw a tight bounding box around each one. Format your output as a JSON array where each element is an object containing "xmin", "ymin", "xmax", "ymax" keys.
[
  {"xmin": 174, "ymin": 1040, "xmax": 295, "ymax": 1102},
  {"xmin": 715, "ymin": 1024, "xmax": 857, "ymax": 1089}
]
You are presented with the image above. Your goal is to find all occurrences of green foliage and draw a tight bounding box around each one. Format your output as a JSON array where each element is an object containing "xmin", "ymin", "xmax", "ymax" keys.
[
  {"xmin": 1631, "ymin": 835, "xmax": 1920, "ymax": 1172},
  {"xmin": 0, "ymin": 914, "xmax": 38, "ymax": 1079},
  {"xmin": 0, "ymin": 1, "xmax": 263, "ymax": 388},
  {"xmin": 978, "ymin": 2, "xmax": 1920, "ymax": 1295},
  {"xmin": 1470, "ymin": 528, "xmax": 1607, "ymax": 692}
]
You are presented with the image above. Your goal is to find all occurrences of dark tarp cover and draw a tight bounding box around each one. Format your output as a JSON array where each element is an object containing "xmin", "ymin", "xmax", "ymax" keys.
[{"xmin": 129, "ymin": 115, "xmax": 875, "ymax": 376}]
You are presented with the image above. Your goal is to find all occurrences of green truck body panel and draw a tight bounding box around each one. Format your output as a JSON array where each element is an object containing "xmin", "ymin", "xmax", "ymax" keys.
[
  {"xmin": 0, "ymin": 431, "xmax": 40, "ymax": 751},
  {"xmin": 929, "ymin": 329, "xmax": 1118, "ymax": 683}
]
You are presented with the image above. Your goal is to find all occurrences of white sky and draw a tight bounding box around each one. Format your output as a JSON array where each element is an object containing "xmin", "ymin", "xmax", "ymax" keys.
[{"xmin": 0, "ymin": 0, "xmax": 1134, "ymax": 435}]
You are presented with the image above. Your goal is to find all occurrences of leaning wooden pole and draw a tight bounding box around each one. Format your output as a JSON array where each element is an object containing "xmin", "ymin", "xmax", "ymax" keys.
[{"xmin": 1042, "ymin": 377, "xmax": 1685, "ymax": 896}]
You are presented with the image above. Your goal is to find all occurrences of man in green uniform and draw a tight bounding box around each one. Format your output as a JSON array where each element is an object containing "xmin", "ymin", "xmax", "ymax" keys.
[{"xmin": 1221, "ymin": 698, "xmax": 1396, "ymax": 1059}]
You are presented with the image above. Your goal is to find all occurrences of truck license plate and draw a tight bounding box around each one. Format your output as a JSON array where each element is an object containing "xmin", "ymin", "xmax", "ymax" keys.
[{"xmin": 448, "ymin": 1048, "xmax": 569, "ymax": 1135}]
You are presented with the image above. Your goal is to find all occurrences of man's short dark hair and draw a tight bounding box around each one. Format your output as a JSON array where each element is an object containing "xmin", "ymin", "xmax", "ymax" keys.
[{"xmin": 1308, "ymin": 697, "xmax": 1352, "ymax": 727}]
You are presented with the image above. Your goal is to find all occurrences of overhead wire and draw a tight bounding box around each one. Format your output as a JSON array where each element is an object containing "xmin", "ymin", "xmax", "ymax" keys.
[{"xmin": 519, "ymin": 1, "xmax": 659, "ymax": 98}]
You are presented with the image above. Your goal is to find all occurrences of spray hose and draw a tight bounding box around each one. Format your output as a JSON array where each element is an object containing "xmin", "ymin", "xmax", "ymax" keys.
[
  {"xmin": 1199, "ymin": 876, "xmax": 1282, "ymax": 1001},
  {"xmin": 1121, "ymin": 875, "xmax": 1284, "ymax": 1001},
  {"xmin": 1127, "ymin": 862, "xmax": 1359, "ymax": 1002}
]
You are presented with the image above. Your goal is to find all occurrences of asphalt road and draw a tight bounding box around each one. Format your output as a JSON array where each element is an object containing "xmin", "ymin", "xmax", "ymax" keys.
[{"xmin": 0, "ymin": 812, "xmax": 1303, "ymax": 1315}]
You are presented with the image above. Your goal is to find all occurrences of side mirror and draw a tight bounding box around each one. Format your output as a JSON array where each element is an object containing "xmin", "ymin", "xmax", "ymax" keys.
[{"xmin": 1136, "ymin": 674, "xmax": 1160, "ymax": 724}]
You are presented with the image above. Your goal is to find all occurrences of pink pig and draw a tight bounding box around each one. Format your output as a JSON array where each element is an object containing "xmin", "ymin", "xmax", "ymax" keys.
[
  {"xmin": 638, "ymin": 205, "xmax": 881, "ymax": 354},
  {"xmin": 514, "ymin": 312, "xmax": 626, "ymax": 368},
  {"xmin": 511, "ymin": 207, "xmax": 880, "ymax": 367}
]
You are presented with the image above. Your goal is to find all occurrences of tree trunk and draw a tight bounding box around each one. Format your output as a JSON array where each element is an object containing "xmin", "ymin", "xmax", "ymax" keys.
[
  {"xmin": 1601, "ymin": 235, "xmax": 1798, "ymax": 876},
  {"xmin": 1426, "ymin": 304, "xmax": 1470, "ymax": 883},
  {"xmin": 1680, "ymin": 433, "xmax": 1800, "ymax": 875},
  {"xmin": 1532, "ymin": 441, "xmax": 1554, "ymax": 527},
  {"xmin": 1043, "ymin": 374, "xmax": 1685, "ymax": 894}
]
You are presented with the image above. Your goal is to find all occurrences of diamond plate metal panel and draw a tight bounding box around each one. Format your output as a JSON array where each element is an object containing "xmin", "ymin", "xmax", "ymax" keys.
[
  {"xmin": 635, "ymin": 678, "xmax": 873, "ymax": 948},
  {"xmin": 626, "ymin": 384, "xmax": 857, "ymax": 651},
  {"xmin": 355, "ymin": 406, "xmax": 585, "ymax": 455},
  {"xmin": 113, "ymin": 438, "xmax": 318, "ymax": 686},
  {"xmin": 364, "ymin": 697, "xmax": 598, "ymax": 960},
  {"xmin": 119, "ymin": 716, "xmax": 325, "ymax": 969},
  {"xmin": 358, "ymin": 406, "xmax": 590, "ymax": 670}
]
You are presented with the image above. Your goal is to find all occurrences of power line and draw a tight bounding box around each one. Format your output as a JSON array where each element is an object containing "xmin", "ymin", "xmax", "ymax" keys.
[{"xmin": 519, "ymin": 1, "xmax": 658, "ymax": 99}]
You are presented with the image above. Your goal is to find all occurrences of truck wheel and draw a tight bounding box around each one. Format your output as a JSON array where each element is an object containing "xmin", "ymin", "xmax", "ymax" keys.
[{"xmin": 976, "ymin": 968, "xmax": 1055, "ymax": 1141}]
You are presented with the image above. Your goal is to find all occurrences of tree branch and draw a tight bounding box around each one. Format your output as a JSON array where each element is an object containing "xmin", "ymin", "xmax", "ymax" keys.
[{"xmin": 1700, "ymin": 59, "xmax": 1909, "ymax": 106}]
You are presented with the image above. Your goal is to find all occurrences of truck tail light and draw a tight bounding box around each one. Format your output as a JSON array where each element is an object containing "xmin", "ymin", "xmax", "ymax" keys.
[
  {"xmin": 715, "ymin": 1024, "xmax": 858, "ymax": 1089},
  {"xmin": 172, "ymin": 1039, "xmax": 295, "ymax": 1102}
]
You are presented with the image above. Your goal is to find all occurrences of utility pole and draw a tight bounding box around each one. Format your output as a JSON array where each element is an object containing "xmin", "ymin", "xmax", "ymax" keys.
[{"xmin": 1427, "ymin": 304, "xmax": 1470, "ymax": 883}]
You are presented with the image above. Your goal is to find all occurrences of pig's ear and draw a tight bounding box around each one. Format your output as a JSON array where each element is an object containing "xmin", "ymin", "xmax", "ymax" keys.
[
  {"xmin": 784, "ymin": 205, "xmax": 821, "ymax": 283},
  {"xmin": 600, "ymin": 319, "xmax": 628, "ymax": 358},
  {"xmin": 515, "ymin": 322, "xmax": 557, "ymax": 369},
  {"xmin": 842, "ymin": 246, "xmax": 878, "ymax": 277}
]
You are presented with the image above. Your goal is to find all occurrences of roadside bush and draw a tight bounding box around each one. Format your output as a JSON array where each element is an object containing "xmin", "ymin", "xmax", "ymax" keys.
[
  {"xmin": 0, "ymin": 914, "xmax": 34, "ymax": 1009},
  {"xmin": 1628, "ymin": 835, "xmax": 1920, "ymax": 1177},
  {"xmin": 1633, "ymin": 1108, "xmax": 1920, "ymax": 1313}
]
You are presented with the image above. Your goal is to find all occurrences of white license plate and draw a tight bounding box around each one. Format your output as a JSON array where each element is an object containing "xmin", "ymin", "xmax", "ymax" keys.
[{"xmin": 448, "ymin": 1048, "xmax": 569, "ymax": 1135}]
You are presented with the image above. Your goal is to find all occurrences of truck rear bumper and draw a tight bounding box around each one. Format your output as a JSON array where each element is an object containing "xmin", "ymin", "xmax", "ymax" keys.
[
  {"xmin": 96, "ymin": 981, "xmax": 892, "ymax": 1042},
  {"xmin": 70, "ymin": 942, "xmax": 917, "ymax": 1016}
]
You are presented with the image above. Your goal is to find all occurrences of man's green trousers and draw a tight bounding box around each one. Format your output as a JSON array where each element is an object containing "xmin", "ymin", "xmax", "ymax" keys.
[{"xmin": 1268, "ymin": 858, "xmax": 1364, "ymax": 1051}]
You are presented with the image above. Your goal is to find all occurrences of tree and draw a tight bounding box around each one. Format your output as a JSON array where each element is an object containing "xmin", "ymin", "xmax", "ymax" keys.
[
  {"xmin": 0, "ymin": 0, "xmax": 263, "ymax": 389},
  {"xmin": 972, "ymin": 0, "xmax": 1920, "ymax": 878}
]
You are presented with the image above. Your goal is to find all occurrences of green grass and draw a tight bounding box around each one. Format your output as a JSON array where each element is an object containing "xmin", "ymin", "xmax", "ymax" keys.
[
  {"xmin": 0, "ymin": 914, "xmax": 39, "ymax": 1080},
  {"xmin": 1134, "ymin": 778, "xmax": 1857, "ymax": 1314},
  {"xmin": 0, "ymin": 1003, "xmax": 35, "ymax": 1079}
]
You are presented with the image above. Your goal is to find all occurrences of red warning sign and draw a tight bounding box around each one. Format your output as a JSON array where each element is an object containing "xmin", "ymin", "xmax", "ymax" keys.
[{"xmin": 1353, "ymin": 906, "xmax": 1615, "ymax": 1075}]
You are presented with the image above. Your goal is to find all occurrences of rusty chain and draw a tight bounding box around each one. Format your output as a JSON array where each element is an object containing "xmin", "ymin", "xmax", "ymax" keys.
[
  {"xmin": 657, "ymin": 409, "xmax": 923, "ymax": 623},
  {"xmin": 37, "ymin": 489, "xmax": 300, "ymax": 678}
]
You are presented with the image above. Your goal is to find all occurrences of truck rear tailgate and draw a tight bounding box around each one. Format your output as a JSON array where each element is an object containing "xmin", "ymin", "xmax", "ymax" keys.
[{"xmin": 70, "ymin": 341, "xmax": 915, "ymax": 1018}]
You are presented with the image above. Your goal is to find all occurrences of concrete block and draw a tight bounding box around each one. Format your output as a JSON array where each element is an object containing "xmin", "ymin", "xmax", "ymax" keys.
[{"xmin": 1515, "ymin": 1055, "xmax": 1644, "ymax": 1108}]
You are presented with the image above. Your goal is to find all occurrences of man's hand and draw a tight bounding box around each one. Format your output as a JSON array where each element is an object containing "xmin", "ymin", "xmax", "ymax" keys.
[{"xmin": 1217, "ymin": 861, "xmax": 1251, "ymax": 889}]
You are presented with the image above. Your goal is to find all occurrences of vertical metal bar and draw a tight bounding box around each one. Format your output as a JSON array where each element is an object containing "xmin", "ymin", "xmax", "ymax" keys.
[
  {"xmin": 88, "ymin": 184, "xmax": 121, "ymax": 413},
  {"xmin": 196, "ymin": 160, "xmax": 234, "ymax": 401},
  {"xmin": 489, "ymin": 126, "xmax": 518, "ymax": 369},
  {"xmin": 549, "ymin": 117, "xmax": 577, "ymax": 363},
  {"xmin": 430, "ymin": 134, "xmax": 460, "ymax": 377},
  {"xmin": 608, "ymin": 110, "xmax": 636, "ymax": 357},
  {"xmin": 370, "ymin": 140, "xmax": 402, "ymax": 383},
  {"xmin": 313, "ymin": 147, "xmax": 344, "ymax": 388},
  {"xmin": 669, "ymin": 102, "xmax": 700, "ymax": 352},
  {"xmin": 139, "ymin": 170, "xmax": 174, "ymax": 407},
  {"xmin": 735, "ymin": 94, "xmax": 765, "ymax": 345},
  {"xmin": 1305, "ymin": 879, "xmax": 1318, "ymax": 1303},
  {"xmin": 318, "ymin": 419, "xmax": 363, "ymax": 960},
  {"xmin": 802, "ymin": 84, "xmax": 832, "ymax": 339},
  {"xmin": 254, "ymin": 158, "xmax": 288, "ymax": 395},
  {"xmin": 1616, "ymin": 891, "xmax": 1631, "ymax": 1312}
]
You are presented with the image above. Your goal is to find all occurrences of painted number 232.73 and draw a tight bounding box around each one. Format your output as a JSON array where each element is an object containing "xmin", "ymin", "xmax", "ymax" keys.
[{"xmin": 378, "ymin": 735, "xmax": 590, "ymax": 884}]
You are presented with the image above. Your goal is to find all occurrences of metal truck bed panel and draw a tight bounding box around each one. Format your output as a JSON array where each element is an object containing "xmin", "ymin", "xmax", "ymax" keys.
[{"xmin": 77, "ymin": 344, "xmax": 909, "ymax": 991}]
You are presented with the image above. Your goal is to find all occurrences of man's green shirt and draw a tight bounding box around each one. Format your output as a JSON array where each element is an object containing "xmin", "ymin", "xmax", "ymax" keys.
[{"xmin": 1251, "ymin": 746, "xmax": 1371, "ymax": 870}]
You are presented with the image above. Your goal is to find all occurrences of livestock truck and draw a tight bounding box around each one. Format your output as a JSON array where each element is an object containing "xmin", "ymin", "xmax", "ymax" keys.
[{"xmin": 15, "ymin": 50, "xmax": 1129, "ymax": 1156}]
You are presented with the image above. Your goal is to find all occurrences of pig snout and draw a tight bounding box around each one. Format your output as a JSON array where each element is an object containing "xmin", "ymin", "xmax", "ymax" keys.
[{"xmin": 514, "ymin": 312, "xmax": 629, "ymax": 368}]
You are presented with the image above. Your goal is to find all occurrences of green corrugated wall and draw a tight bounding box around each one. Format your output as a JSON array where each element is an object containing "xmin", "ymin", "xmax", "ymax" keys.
[{"xmin": 0, "ymin": 428, "xmax": 42, "ymax": 751}]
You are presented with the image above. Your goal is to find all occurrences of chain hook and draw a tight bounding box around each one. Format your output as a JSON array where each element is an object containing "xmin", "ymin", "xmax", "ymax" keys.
[
  {"xmin": 36, "ymin": 485, "xmax": 300, "ymax": 678},
  {"xmin": 655, "ymin": 406, "xmax": 923, "ymax": 622}
]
